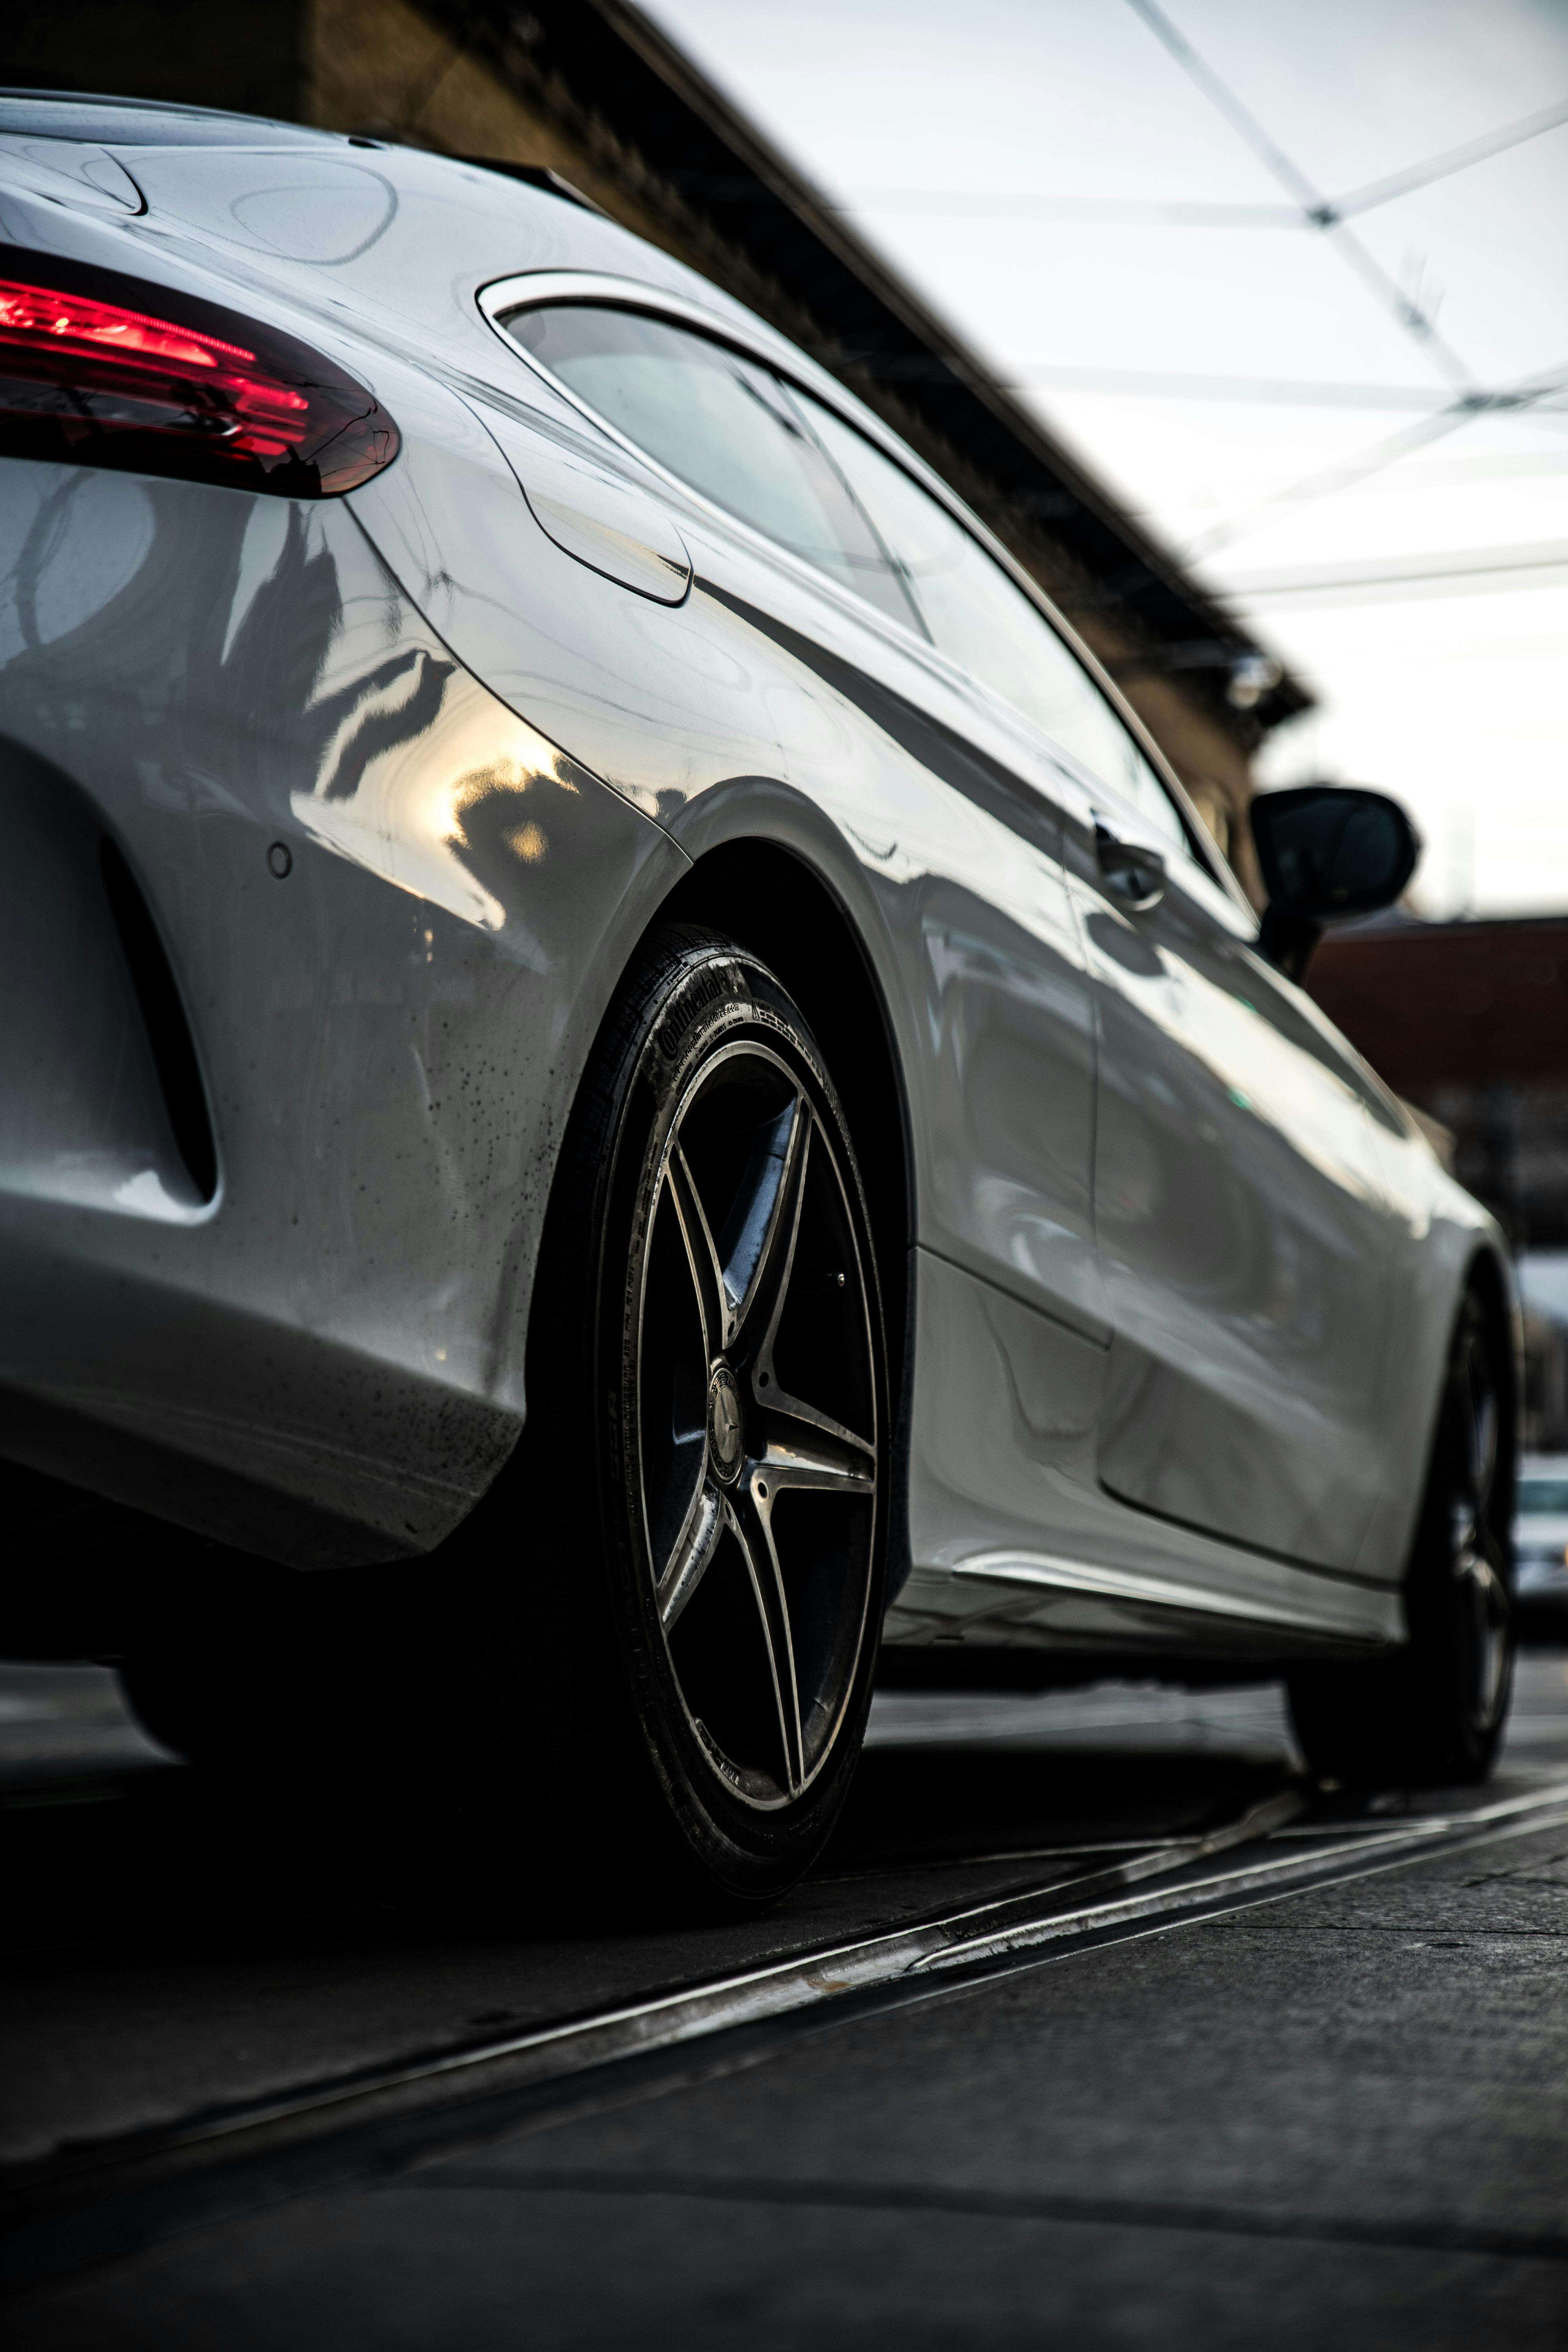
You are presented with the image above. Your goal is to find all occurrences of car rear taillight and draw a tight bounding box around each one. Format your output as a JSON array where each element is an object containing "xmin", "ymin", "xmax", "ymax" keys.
[{"xmin": 0, "ymin": 247, "xmax": 398, "ymax": 496}]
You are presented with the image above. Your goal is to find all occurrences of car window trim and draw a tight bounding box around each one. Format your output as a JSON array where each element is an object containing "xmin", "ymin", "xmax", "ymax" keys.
[{"xmin": 477, "ymin": 269, "xmax": 1248, "ymax": 918}]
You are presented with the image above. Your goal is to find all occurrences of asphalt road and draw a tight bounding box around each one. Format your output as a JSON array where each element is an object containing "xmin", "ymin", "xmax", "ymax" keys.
[{"xmin": 3, "ymin": 1651, "xmax": 1568, "ymax": 2347}]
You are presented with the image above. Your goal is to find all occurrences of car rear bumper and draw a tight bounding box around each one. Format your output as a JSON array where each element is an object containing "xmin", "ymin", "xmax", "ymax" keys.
[{"xmin": 0, "ymin": 456, "xmax": 680, "ymax": 1565}]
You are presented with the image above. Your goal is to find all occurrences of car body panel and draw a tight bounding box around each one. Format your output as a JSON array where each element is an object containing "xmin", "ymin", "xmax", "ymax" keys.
[
  {"xmin": 1354, "ymin": 1106, "xmax": 1512, "ymax": 1582},
  {"xmin": 1073, "ymin": 815, "xmax": 1401, "ymax": 1573},
  {"xmin": 0, "ymin": 106, "xmax": 1512, "ymax": 1659},
  {"xmin": 891, "ymin": 1248, "xmax": 1400, "ymax": 1652},
  {"xmin": 0, "ymin": 455, "xmax": 683, "ymax": 1561},
  {"xmin": 348, "ymin": 347, "xmax": 1111, "ymax": 1347}
]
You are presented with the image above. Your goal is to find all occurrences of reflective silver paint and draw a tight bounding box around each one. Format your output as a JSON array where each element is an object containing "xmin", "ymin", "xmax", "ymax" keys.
[
  {"xmin": 0, "ymin": 113, "xmax": 1506, "ymax": 1661},
  {"xmin": 1075, "ymin": 816, "xmax": 1399, "ymax": 1572},
  {"xmin": 0, "ymin": 458, "xmax": 681, "ymax": 1560}
]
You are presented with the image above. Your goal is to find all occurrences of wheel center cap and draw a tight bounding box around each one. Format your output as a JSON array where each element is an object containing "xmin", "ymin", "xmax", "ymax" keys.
[{"xmin": 707, "ymin": 1364, "xmax": 745, "ymax": 1481}]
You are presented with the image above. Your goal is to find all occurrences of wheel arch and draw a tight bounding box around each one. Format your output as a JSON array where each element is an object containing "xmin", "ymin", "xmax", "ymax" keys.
[{"xmin": 653, "ymin": 834, "xmax": 917, "ymax": 1601}]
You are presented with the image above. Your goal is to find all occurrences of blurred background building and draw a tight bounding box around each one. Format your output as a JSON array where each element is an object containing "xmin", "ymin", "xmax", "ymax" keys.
[{"xmin": 1312, "ymin": 915, "xmax": 1568, "ymax": 1448}]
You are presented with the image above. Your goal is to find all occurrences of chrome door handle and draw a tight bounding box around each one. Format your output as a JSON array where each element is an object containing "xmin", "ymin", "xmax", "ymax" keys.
[{"xmin": 1094, "ymin": 817, "xmax": 1166, "ymax": 911}]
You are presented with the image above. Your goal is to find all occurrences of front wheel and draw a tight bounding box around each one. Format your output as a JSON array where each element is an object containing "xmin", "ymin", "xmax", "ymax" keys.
[
  {"xmin": 463, "ymin": 927, "xmax": 891, "ymax": 1906},
  {"xmin": 1289, "ymin": 1289, "xmax": 1514, "ymax": 1788}
]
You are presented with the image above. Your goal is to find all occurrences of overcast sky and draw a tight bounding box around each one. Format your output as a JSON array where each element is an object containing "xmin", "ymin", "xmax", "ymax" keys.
[{"xmin": 645, "ymin": 0, "xmax": 1568, "ymax": 918}]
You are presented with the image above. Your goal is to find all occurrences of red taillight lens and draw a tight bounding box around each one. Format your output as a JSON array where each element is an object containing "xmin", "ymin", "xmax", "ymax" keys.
[{"xmin": 0, "ymin": 248, "xmax": 398, "ymax": 496}]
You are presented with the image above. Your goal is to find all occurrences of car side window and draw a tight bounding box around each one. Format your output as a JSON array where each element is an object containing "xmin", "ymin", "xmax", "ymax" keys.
[
  {"xmin": 797, "ymin": 394, "xmax": 1198, "ymax": 865},
  {"xmin": 505, "ymin": 301, "xmax": 1200, "ymax": 870},
  {"xmin": 501, "ymin": 304, "xmax": 922, "ymax": 631}
]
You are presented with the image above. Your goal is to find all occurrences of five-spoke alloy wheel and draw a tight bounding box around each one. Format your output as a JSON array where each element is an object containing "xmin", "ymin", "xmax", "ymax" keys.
[
  {"xmin": 497, "ymin": 927, "xmax": 890, "ymax": 1904},
  {"xmin": 637, "ymin": 1040, "xmax": 880, "ymax": 1810},
  {"xmin": 1289, "ymin": 1286, "xmax": 1515, "ymax": 1788}
]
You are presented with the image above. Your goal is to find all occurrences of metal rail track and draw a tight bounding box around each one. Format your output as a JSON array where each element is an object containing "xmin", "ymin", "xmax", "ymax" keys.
[{"xmin": 7, "ymin": 1774, "xmax": 1568, "ymax": 2264}]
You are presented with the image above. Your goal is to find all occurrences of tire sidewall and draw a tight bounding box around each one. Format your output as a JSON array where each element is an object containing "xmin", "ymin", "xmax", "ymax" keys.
[
  {"xmin": 1289, "ymin": 1284, "xmax": 1516, "ymax": 1788},
  {"xmin": 1412, "ymin": 1299, "xmax": 1515, "ymax": 1774},
  {"xmin": 590, "ymin": 933, "xmax": 890, "ymax": 1897}
]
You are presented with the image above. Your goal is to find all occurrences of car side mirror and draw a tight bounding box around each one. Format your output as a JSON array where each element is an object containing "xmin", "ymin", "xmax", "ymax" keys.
[{"xmin": 1250, "ymin": 784, "xmax": 1419, "ymax": 982}]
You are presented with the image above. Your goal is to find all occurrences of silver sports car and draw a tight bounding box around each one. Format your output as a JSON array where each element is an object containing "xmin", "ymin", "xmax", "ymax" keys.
[{"xmin": 0, "ymin": 93, "xmax": 1517, "ymax": 1898}]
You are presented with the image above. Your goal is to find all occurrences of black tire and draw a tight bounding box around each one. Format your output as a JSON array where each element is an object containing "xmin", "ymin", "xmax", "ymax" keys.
[
  {"xmin": 454, "ymin": 925, "xmax": 891, "ymax": 1906},
  {"xmin": 1288, "ymin": 1287, "xmax": 1514, "ymax": 1788}
]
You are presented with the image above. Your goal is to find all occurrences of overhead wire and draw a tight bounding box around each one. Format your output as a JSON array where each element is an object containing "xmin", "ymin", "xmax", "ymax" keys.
[
  {"xmin": 1000, "ymin": 367, "xmax": 1455, "ymax": 408},
  {"xmin": 1183, "ymin": 409, "xmax": 1488, "ymax": 561},
  {"xmin": 836, "ymin": 94, "xmax": 1568, "ymax": 229},
  {"xmin": 1117, "ymin": 1, "xmax": 1568, "ymax": 559},
  {"xmin": 833, "ymin": 192, "xmax": 1297, "ymax": 225},
  {"xmin": 842, "ymin": 14, "xmax": 1566, "ymax": 613},
  {"xmin": 1184, "ymin": 366, "xmax": 1568, "ymax": 561},
  {"xmin": 1329, "ymin": 95, "xmax": 1568, "ymax": 220},
  {"xmin": 1121, "ymin": 0, "xmax": 1483, "ymax": 395},
  {"xmin": 1219, "ymin": 544, "xmax": 1568, "ymax": 602},
  {"xmin": 833, "ymin": 18, "xmax": 1568, "ymax": 550}
]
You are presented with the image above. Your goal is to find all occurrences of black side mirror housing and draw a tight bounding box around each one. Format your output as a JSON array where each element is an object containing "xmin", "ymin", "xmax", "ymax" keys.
[{"xmin": 1250, "ymin": 784, "xmax": 1419, "ymax": 982}]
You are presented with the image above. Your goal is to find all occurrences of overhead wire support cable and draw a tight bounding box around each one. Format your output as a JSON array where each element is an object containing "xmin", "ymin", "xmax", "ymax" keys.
[
  {"xmin": 839, "ymin": 97, "xmax": 1568, "ymax": 228},
  {"xmin": 1118, "ymin": 1, "xmax": 1568, "ymax": 556},
  {"xmin": 1122, "ymin": 0, "xmax": 1484, "ymax": 397},
  {"xmin": 1183, "ymin": 408, "xmax": 1483, "ymax": 562},
  {"xmin": 1000, "ymin": 366, "xmax": 1457, "ymax": 410},
  {"xmin": 1220, "ymin": 541, "xmax": 1568, "ymax": 603},
  {"xmin": 833, "ymin": 192, "xmax": 1299, "ymax": 227},
  {"xmin": 1330, "ymin": 95, "xmax": 1568, "ymax": 221},
  {"xmin": 1183, "ymin": 362, "xmax": 1568, "ymax": 561}
]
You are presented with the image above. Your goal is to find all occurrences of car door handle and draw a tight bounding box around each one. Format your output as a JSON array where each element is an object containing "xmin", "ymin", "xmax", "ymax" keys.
[{"xmin": 1094, "ymin": 818, "xmax": 1166, "ymax": 912}]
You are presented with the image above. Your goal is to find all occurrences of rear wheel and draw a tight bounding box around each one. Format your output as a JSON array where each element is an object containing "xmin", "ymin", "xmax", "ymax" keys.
[
  {"xmin": 1288, "ymin": 1289, "xmax": 1514, "ymax": 1788},
  {"xmin": 461, "ymin": 926, "xmax": 891, "ymax": 1905}
]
